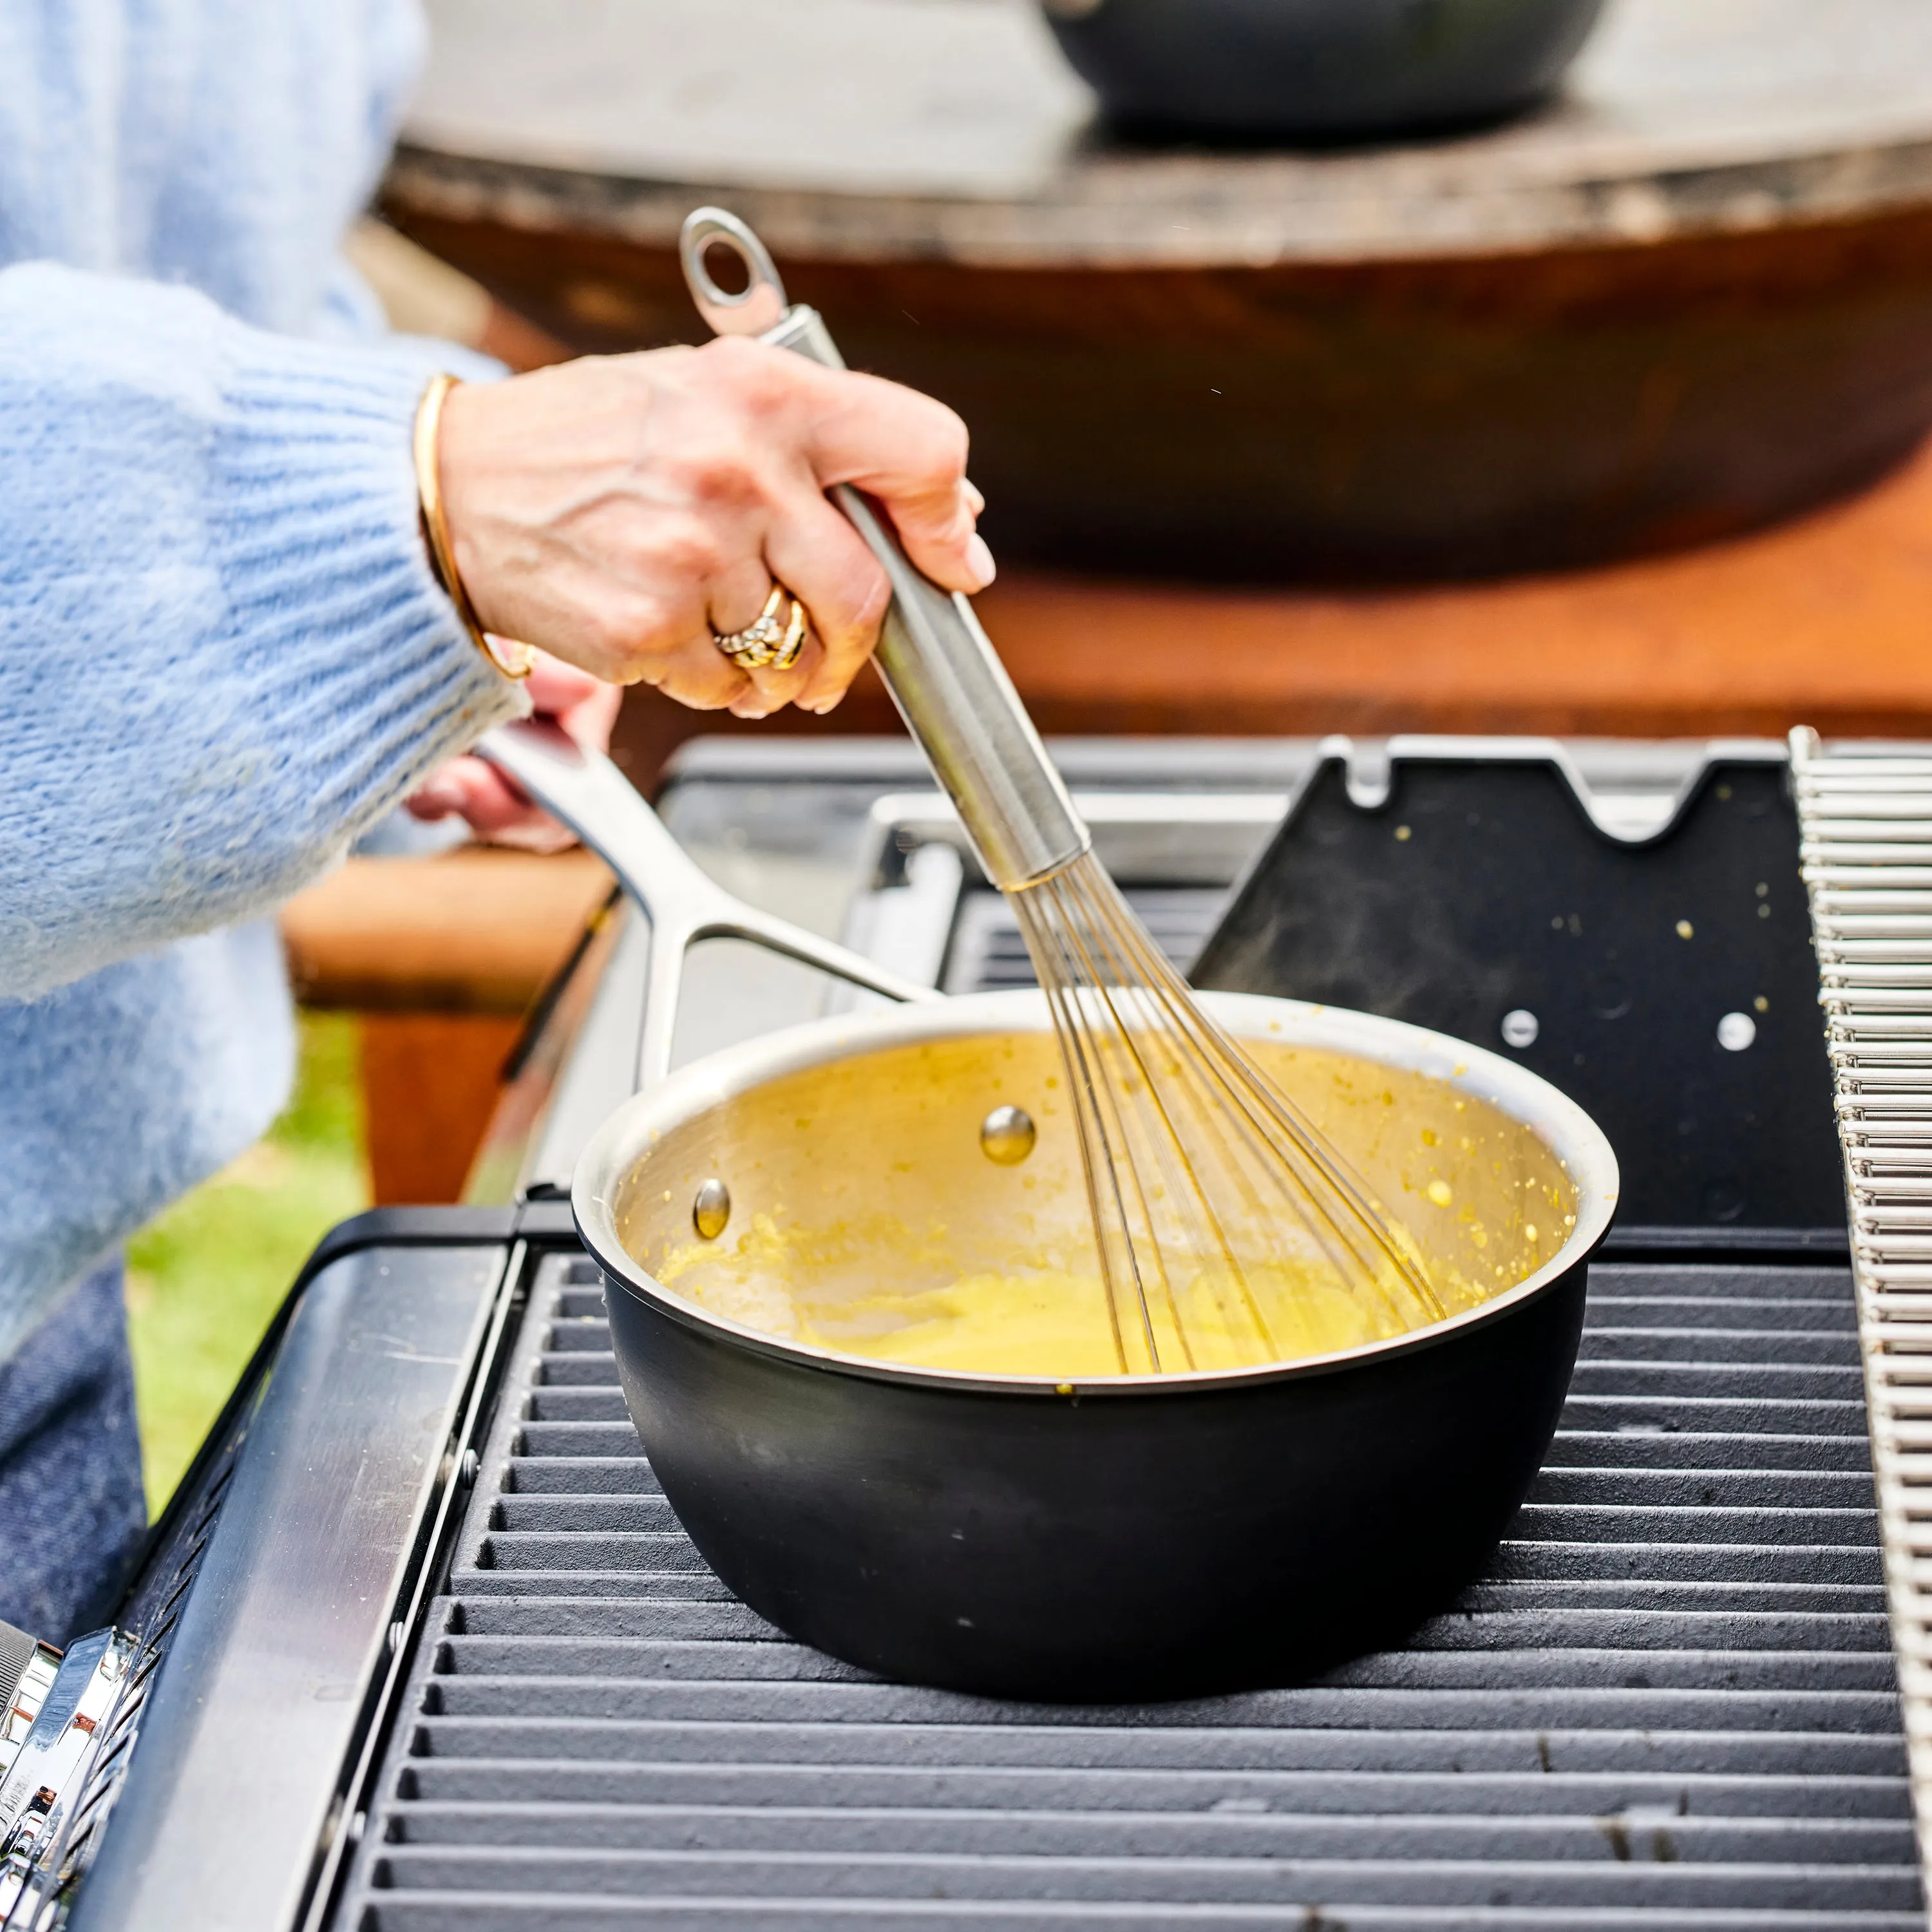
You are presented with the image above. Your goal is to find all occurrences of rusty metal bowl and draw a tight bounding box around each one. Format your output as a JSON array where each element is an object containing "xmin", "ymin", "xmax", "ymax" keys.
[{"xmin": 389, "ymin": 0, "xmax": 1932, "ymax": 582}]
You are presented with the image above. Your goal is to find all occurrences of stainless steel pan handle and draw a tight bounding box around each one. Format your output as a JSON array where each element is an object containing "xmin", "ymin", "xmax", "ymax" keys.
[
  {"xmin": 477, "ymin": 721, "xmax": 938, "ymax": 1090},
  {"xmin": 679, "ymin": 207, "xmax": 1091, "ymax": 894}
]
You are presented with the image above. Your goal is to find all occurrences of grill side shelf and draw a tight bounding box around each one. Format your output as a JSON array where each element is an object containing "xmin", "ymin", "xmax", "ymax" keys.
[
  {"xmin": 1794, "ymin": 726, "xmax": 1932, "ymax": 1919},
  {"xmin": 70, "ymin": 1244, "xmax": 510, "ymax": 1932},
  {"xmin": 336, "ymin": 1245, "xmax": 1921, "ymax": 1929}
]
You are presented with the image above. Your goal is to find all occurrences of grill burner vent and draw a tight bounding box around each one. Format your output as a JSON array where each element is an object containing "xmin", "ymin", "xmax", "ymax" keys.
[
  {"xmin": 338, "ymin": 1246, "xmax": 1922, "ymax": 1929},
  {"xmin": 942, "ymin": 886, "xmax": 1227, "ymax": 994}
]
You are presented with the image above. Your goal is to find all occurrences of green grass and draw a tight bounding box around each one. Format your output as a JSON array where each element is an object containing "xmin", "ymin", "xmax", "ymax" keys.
[{"xmin": 125, "ymin": 1012, "xmax": 370, "ymax": 1516}]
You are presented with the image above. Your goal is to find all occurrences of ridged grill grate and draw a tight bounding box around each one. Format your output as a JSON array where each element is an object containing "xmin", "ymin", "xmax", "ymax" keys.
[
  {"xmin": 336, "ymin": 1241, "xmax": 1923, "ymax": 1929},
  {"xmin": 1793, "ymin": 727, "xmax": 1932, "ymax": 1909}
]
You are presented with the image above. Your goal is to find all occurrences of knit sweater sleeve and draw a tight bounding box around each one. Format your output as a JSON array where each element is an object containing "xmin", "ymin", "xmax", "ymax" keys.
[{"xmin": 0, "ymin": 261, "xmax": 526, "ymax": 1001}]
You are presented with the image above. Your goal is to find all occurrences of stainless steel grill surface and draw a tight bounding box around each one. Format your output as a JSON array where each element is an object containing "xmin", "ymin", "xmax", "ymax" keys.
[{"xmin": 337, "ymin": 1243, "xmax": 1923, "ymax": 1929}]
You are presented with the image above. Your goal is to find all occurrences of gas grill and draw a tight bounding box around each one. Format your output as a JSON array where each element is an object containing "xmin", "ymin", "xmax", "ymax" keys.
[{"xmin": 3, "ymin": 735, "xmax": 1926, "ymax": 1929}]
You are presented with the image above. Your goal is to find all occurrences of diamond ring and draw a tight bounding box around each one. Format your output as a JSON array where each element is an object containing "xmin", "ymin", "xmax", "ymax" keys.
[{"xmin": 712, "ymin": 586, "xmax": 809, "ymax": 672}]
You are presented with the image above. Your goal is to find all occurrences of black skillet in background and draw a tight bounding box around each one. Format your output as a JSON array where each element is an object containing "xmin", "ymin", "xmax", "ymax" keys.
[{"xmin": 1039, "ymin": 0, "xmax": 1609, "ymax": 140}]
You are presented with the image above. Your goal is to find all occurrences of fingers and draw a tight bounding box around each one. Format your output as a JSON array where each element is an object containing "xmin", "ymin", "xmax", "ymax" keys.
[
  {"xmin": 794, "ymin": 361, "xmax": 994, "ymax": 596},
  {"xmin": 654, "ymin": 628, "xmax": 757, "ymax": 712},
  {"xmin": 730, "ymin": 627, "xmax": 828, "ymax": 721},
  {"xmin": 520, "ymin": 647, "xmax": 625, "ymax": 753},
  {"xmin": 406, "ymin": 755, "xmax": 578, "ymax": 852},
  {"xmin": 762, "ymin": 485, "xmax": 893, "ymax": 714},
  {"xmin": 553, "ymin": 667, "xmax": 625, "ymax": 753},
  {"xmin": 409, "ymin": 655, "xmax": 628, "ymax": 849},
  {"xmin": 706, "ymin": 554, "xmax": 780, "ymax": 641},
  {"xmin": 704, "ymin": 560, "xmax": 808, "ymax": 721},
  {"xmin": 887, "ymin": 477, "xmax": 993, "ymax": 598},
  {"xmin": 435, "ymin": 341, "xmax": 990, "ymax": 717}
]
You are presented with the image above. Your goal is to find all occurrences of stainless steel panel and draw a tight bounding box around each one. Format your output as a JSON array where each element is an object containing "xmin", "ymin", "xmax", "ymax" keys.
[{"xmin": 70, "ymin": 1244, "xmax": 506, "ymax": 1932}]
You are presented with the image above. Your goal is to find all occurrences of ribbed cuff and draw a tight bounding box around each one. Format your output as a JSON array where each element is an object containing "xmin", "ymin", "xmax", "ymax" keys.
[{"xmin": 211, "ymin": 328, "xmax": 527, "ymax": 855}]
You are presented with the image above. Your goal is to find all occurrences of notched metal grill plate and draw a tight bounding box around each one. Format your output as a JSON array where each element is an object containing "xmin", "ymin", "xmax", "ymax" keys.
[{"xmin": 336, "ymin": 1248, "xmax": 1922, "ymax": 1929}]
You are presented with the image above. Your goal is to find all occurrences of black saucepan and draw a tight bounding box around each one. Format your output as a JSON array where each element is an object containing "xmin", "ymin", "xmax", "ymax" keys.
[{"xmin": 571, "ymin": 985, "xmax": 1618, "ymax": 1703}]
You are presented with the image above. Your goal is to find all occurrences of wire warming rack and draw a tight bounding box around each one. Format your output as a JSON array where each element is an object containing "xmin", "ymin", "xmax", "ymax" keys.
[{"xmin": 1794, "ymin": 725, "xmax": 1932, "ymax": 1911}]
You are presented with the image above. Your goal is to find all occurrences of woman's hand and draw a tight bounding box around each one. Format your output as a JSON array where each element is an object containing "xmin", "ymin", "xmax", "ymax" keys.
[
  {"xmin": 404, "ymin": 649, "xmax": 622, "ymax": 851},
  {"xmin": 435, "ymin": 337, "xmax": 992, "ymax": 720}
]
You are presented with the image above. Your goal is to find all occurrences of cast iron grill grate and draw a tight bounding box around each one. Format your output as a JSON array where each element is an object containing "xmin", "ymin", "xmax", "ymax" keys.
[{"xmin": 336, "ymin": 1240, "xmax": 1924, "ymax": 1929}]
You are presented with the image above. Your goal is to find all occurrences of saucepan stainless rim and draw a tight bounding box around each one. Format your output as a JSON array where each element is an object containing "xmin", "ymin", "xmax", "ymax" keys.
[{"xmin": 573, "ymin": 989, "xmax": 1619, "ymax": 1399}]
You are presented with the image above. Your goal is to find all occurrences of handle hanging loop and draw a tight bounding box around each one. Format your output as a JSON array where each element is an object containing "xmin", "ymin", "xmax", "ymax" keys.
[{"xmin": 679, "ymin": 207, "xmax": 790, "ymax": 339}]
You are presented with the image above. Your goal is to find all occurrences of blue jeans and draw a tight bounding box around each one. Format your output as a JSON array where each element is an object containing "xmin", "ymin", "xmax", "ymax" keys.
[{"xmin": 0, "ymin": 1258, "xmax": 147, "ymax": 1643}]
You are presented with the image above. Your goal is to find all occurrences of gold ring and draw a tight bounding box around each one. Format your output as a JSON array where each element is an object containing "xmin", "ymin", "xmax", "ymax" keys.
[
  {"xmin": 712, "ymin": 585, "xmax": 808, "ymax": 672},
  {"xmin": 770, "ymin": 596, "xmax": 808, "ymax": 672}
]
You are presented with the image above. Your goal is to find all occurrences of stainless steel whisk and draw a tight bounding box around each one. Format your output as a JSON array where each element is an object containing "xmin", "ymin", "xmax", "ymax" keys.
[
  {"xmin": 1009, "ymin": 858, "xmax": 1443, "ymax": 1371},
  {"xmin": 681, "ymin": 209, "xmax": 1443, "ymax": 1372}
]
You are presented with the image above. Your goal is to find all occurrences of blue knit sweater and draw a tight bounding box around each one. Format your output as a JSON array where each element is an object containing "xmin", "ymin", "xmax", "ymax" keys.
[{"xmin": 0, "ymin": 0, "xmax": 526, "ymax": 1361}]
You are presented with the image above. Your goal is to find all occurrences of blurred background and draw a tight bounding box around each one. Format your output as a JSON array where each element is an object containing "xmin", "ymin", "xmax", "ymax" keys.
[{"xmin": 135, "ymin": 0, "xmax": 1932, "ymax": 1504}]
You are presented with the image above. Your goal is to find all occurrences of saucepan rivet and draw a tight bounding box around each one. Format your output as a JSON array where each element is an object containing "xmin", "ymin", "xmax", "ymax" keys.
[
  {"xmin": 980, "ymin": 1105, "xmax": 1037, "ymax": 1165},
  {"xmin": 1500, "ymin": 1009, "xmax": 1539, "ymax": 1050},
  {"xmin": 693, "ymin": 1178, "xmax": 732, "ymax": 1240}
]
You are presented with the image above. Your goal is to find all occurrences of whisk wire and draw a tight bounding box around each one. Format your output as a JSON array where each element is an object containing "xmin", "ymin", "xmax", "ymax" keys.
[
  {"xmin": 1039, "ymin": 888, "xmax": 1209, "ymax": 1373},
  {"xmin": 1008, "ymin": 850, "xmax": 1444, "ymax": 1372},
  {"xmin": 1133, "ymin": 947, "xmax": 1440, "ymax": 1324},
  {"xmin": 1040, "ymin": 864, "xmax": 1339, "ymax": 1276},
  {"xmin": 1093, "ymin": 869, "xmax": 1441, "ymax": 1316},
  {"xmin": 1043, "ymin": 867, "xmax": 1279, "ymax": 1360},
  {"xmin": 1028, "ymin": 901, "xmax": 1166, "ymax": 1372},
  {"xmin": 1030, "ymin": 884, "xmax": 1221, "ymax": 1370}
]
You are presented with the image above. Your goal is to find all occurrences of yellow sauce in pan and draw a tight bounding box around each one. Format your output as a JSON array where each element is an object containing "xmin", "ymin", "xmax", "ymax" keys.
[
  {"xmin": 616, "ymin": 1030, "xmax": 1581, "ymax": 1380},
  {"xmin": 653, "ymin": 1215, "xmax": 1517, "ymax": 1376}
]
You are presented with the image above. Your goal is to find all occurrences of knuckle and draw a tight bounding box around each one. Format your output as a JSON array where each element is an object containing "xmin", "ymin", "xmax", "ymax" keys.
[
  {"xmin": 697, "ymin": 335, "xmax": 795, "ymax": 415},
  {"xmin": 582, "ymin": 593, "xmax": 663, "ymax": 668},
  {"xmin": 844, "ymin": 561, "xmax": 891, "ymax": 638},
  {"xmin": 699, "ymin": 334, "xmax": 759, "ymax": 373},
  {"xmin": 672, "ymin": 685, "xmax": 724, "ymax": 712},
  {"xmin": 925, "ymin": 410, "xmax": 970, "ymax": 489},
  {"xmin": 580, "ymin": 609, "xmax": 640, "ymax": 670},
  {"xmin": 654, "ymin": 517, "xmax": 727, "ymax": 583},
  {"xmin": 680, "ymin": 437, "xmax": 764, "ymax": 512},
  {"xmin": 931, "ymin": 404, "xmax": 969, "ymax": 469}
]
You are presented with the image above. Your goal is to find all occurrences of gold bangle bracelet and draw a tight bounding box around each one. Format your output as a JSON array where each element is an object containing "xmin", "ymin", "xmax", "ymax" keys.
[{"xmin": 413, "ymin": 373, "xmax": 535, "ymax": 681}]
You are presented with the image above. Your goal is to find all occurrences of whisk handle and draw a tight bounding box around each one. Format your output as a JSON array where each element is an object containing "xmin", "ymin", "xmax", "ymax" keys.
[
  {"xmin": 828, "ymin": 460, "xmax": 1090, "ymax": 892},
  {"xmin": 680, "ymin": 208, "xmax": 1090, "ymax": 892}
]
